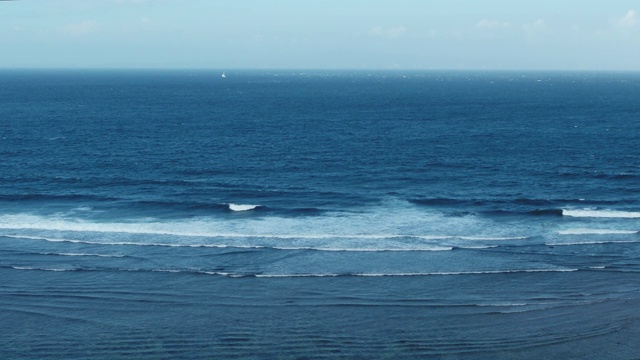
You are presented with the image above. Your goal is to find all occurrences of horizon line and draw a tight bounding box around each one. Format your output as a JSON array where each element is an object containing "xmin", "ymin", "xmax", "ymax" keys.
[{"xmin": 1, "ymin": 67, "xmax": 640, "ymax": 73}]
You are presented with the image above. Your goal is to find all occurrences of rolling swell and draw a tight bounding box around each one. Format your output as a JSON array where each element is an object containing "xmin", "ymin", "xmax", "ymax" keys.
[
  {"xmin": 3, "ymin": 71, "xmax": 640, "ymax": 359},
  {"xmin": 409, "ymin": 197, "xmax": 640, "ymax": 218},
  {"xmin": 0, "ymin": 197, "xmax": 327, "ymax": 219},
  {"xmin": 5, "ymin": 264, "xmax": 579, "ymax": 278},
  {"xmin": 485, "ymin": 208, "xmax": 564, "ymax": 217},
  {"xmin": 410, "ymin": 197, "xmax": 584, "ymax": 217},
  {"xmin": 410, "ymin": 200, "xmax": 564, "ymax": 217},
  {"xmin": 410, "ymin": 197, "xmax": 638, "ymax": 208},
  {"xmin": 0, "ymin": 193, "xmax": 118, "ymax": 203}
]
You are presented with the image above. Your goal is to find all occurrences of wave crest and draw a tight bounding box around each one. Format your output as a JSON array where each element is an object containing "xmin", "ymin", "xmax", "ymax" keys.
[
  {"xmin": 227, "ymin": 203, "xmax": 260, "ymax": 212},
  {"xmin": 563, "ymin": 209, "xmax": 640, "ymax": 218},
  {"xmin": 558, "ymin": 228, "xmax": 638, "ymax": 235}
]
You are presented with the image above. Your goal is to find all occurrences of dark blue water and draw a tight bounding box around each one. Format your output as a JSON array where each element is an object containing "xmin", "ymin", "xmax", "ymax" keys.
[{"xmin": 1, "ymin": 70, "xmax": 640, "ymax": 359}]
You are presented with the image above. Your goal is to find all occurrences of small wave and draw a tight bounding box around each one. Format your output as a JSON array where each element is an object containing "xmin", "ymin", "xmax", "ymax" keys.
[
  {"xmin": 3, "ymin": 235, "xmax": 270, "ymax": 249},
  {"xmin": 455, "ymin": 245, "xmax": 499, "ymax": 249},
  {"xmin": 253, "ymin": 268, "xmax": 578, "ymax": 278},
  {"xmin": 546, "ymin": 240, "xmax": 638, "ymax": 246},
  {"xmin": 40, "ymin": 252, "xmax": 126, "ymax": 258},
  {"xmin": 562, "ymin": 209, "xmax": 640, "ymax": 218},
  {"xmin": 8, "ymin": 266, "xmax": 579, "ymax": 278},
  {"xmin": 457, "ymin": 236, "xmax": 528, "ymax": 241},
  {"xmin": 227, "ymin": 203, "xmax": 261, "ymax": 212},
  {"xmin": 410, "ymin": 198, "xmax": 468, "ymax": 206},
  {"xmin": 2, "ymin": 231, "xmax": 526, "ymax": 242},
  {"xmin": 0, "ymin": 193, "xmax": 116, "ymax": 202},
  {"xmin": 558, "ymin": 228, "xmax": 638, "ymax": 235},
  {"xmin": 486, "ymin": 208, "xmax": 564, "ymax": 217},
  {"xmin": 476, "ymin": 302, "xmax": 530, "ymax": 307},
  {"xmin": 2, "ymin": 235, "xmax": 453, "ymax": 252},
  {"xmin": 270, "ymin": 246, "xmax": 454, "ymax": 252},
  {"xmin": 3, "ymin": 233, "xmax": 526, "ymax": 250},
  {"xmin": 10, "ymin": 266, "xmax": 74, "ymax": 272},
  {"xmin": 527, "ymin": 209, "xmax": 564, "ymax": 216},
  {"xmin": 593, "ymin": 173, "xmax": 639, "ymax": 180}
]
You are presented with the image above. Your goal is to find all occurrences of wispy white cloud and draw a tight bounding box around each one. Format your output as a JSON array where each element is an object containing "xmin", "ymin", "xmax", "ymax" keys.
[
  {"xmin": 369, "ymin": 26, "xmax": 406, "ymax": 39},
  {"xmin": 426, "ymin": 29, "xmax": 438, "ymax": 39},
  {"xmin": 60, "ymin": 20, "xmax": 98, "ymax": 36},
  {"xmin": 476, "ymin": 19, "xmax": 510, "ymax": 30},
  {"xmin": 615, "ymin": 10, "xmax": 638, "ymax": 28},
  {"xmin": 523, "ymin": 19, "xmax": 548, "ymax": 32},
  {"xmin": 522, "ymin": 19, "xmax": 550, "ymax": 40}
]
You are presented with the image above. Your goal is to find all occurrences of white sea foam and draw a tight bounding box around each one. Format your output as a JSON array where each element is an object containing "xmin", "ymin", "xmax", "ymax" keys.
[
  {"xmin": 2, "ymin": 235, "xmax": 271, "ymax": 249},
  {"xmin": 228, "ymin": 204, "xmax": 260, "ymax": 211},
  {"xmin": 11, "ymin": 266, "xmax": 70, "ymax": 272},
  {"xmin": 458, "ymin": 236, "xmax": 529, "ymax": 241},
  {"xmin": 0, "ymin": 208, "xmax": 530, "ymax": 254},
  {"xmin": 0, "ymin": 229, "xmax": 523, "ymax": 243},
  {"xmin": 477, "ymin": 302, "xmax": 530, "ymax": 307},
  {"xmin": 0, "ymin": 197, "xmax": 533, "ymax": 246},
  {"xmin": 546, "ymin": 240, "xmax": 638, "ymax": 246},
  {"xmin": 558, "ymin": 228, "xmax": 638, "ymax": 235},
  {"xmin": 9, "ymin": 266, "xmax": 578, "ymax": 277},
  {"xmin": 253, "ymin": 268, "xmax": 578, "ymax": 278},
  {"xmin": 562, "ymin": 209, "xmax": 640, "ymax": 218},
  {"xmin": 458, "ymin": 245, "xmax": 499, "ymax": 249},
  {"xmin": 269, "ymin": 246, "xmax": 454, "ymax": 252},
  {"xmin": 42, "ymin": 252, "xmax": 126, "ymax": 258},
  {"xmin": 2, "ymin": 235, "xmax": 454, "ymax": 252},
  {"xmin": 0, "ymin": 212, "xmax": 524, "ymax": 243}
]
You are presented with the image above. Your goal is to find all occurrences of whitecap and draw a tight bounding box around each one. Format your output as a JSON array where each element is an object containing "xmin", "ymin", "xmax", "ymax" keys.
[
  {"xmin": 558, "ymin": 228, "xmax": 638, "ymax": 235},
  {"xmin": 228, "ymin": 204, "xmax": 260, "ymax": 211},
  {"xmin": 546, "ymin": 240, "xmax": 637, "ymax": 246},
  {"xmin": 562, "ymin": 209, "xmax": 640, "ymax": 218}
]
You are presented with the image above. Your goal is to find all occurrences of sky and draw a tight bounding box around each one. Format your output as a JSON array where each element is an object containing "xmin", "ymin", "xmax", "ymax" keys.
[{"xmin": 1, "ymin": 0, "xmax": 639, "ymax": 70}]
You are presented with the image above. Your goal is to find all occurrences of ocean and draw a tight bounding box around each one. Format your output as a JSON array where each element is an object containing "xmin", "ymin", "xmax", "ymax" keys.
[{"xmin": 1, "ymin": 69, "xmax": 639, "ymax": 359}]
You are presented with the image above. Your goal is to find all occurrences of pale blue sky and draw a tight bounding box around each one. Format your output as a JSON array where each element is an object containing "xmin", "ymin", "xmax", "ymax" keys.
[{"xmin": 1, "ymin": 0, "xmax": 639, "ymax": 70}]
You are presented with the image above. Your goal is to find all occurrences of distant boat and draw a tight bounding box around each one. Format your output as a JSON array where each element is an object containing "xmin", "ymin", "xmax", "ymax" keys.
[{"xmin": 221, "ymin": 72, "xmax": 226, "ymax": 78}]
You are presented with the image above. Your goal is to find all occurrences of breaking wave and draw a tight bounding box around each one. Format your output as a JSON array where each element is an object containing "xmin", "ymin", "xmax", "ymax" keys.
[
  {"xmin": 558, "ymin": 228, "xmax": 638, "ymax": 235},
  {"xmin": 227, "ymin": 203, "xmax": 261, "ymax": 212},
  {"xmin": 562, "ymin": 209, "xmax": 640, "ymax": 218},
  {"xmin": 7, "ymin": 265, "xmax": 579, "ymax": 277}
]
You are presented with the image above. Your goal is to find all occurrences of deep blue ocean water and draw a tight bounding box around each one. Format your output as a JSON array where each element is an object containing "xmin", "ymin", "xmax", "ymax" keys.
[{"xmin": 1, "ymin": 69, "xmax": 640, "ymax": 359}]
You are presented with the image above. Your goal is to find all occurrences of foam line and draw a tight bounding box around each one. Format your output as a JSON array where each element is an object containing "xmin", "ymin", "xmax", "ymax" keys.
[
  {"xmin": 546, "ymin": 240, "xmax": 638, "ymax": 246},
  {"xmin": 563, "ymin": 209, "xmax": 640, "ymax": 218},
  {"xmin": 254, "ymin": 268, "xmax": 579, "ymax": 278},
  {"xmin": 0, "ymin": 228, "xmax": 526, "ymax": 241},
  {"xmin": 40, "ymin": 252, "xmax": 126, "ymax": 258},
  {"xmin": 8, "ymin": 266, "xmax": 580, "ymax": 277},
  {"xmin": 1, "ymin": 235, "xmax": 454, "ymax": 252},
  {"xmin": 558, "ymin": 228, "xmax": 638, "ymax": 235}
]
